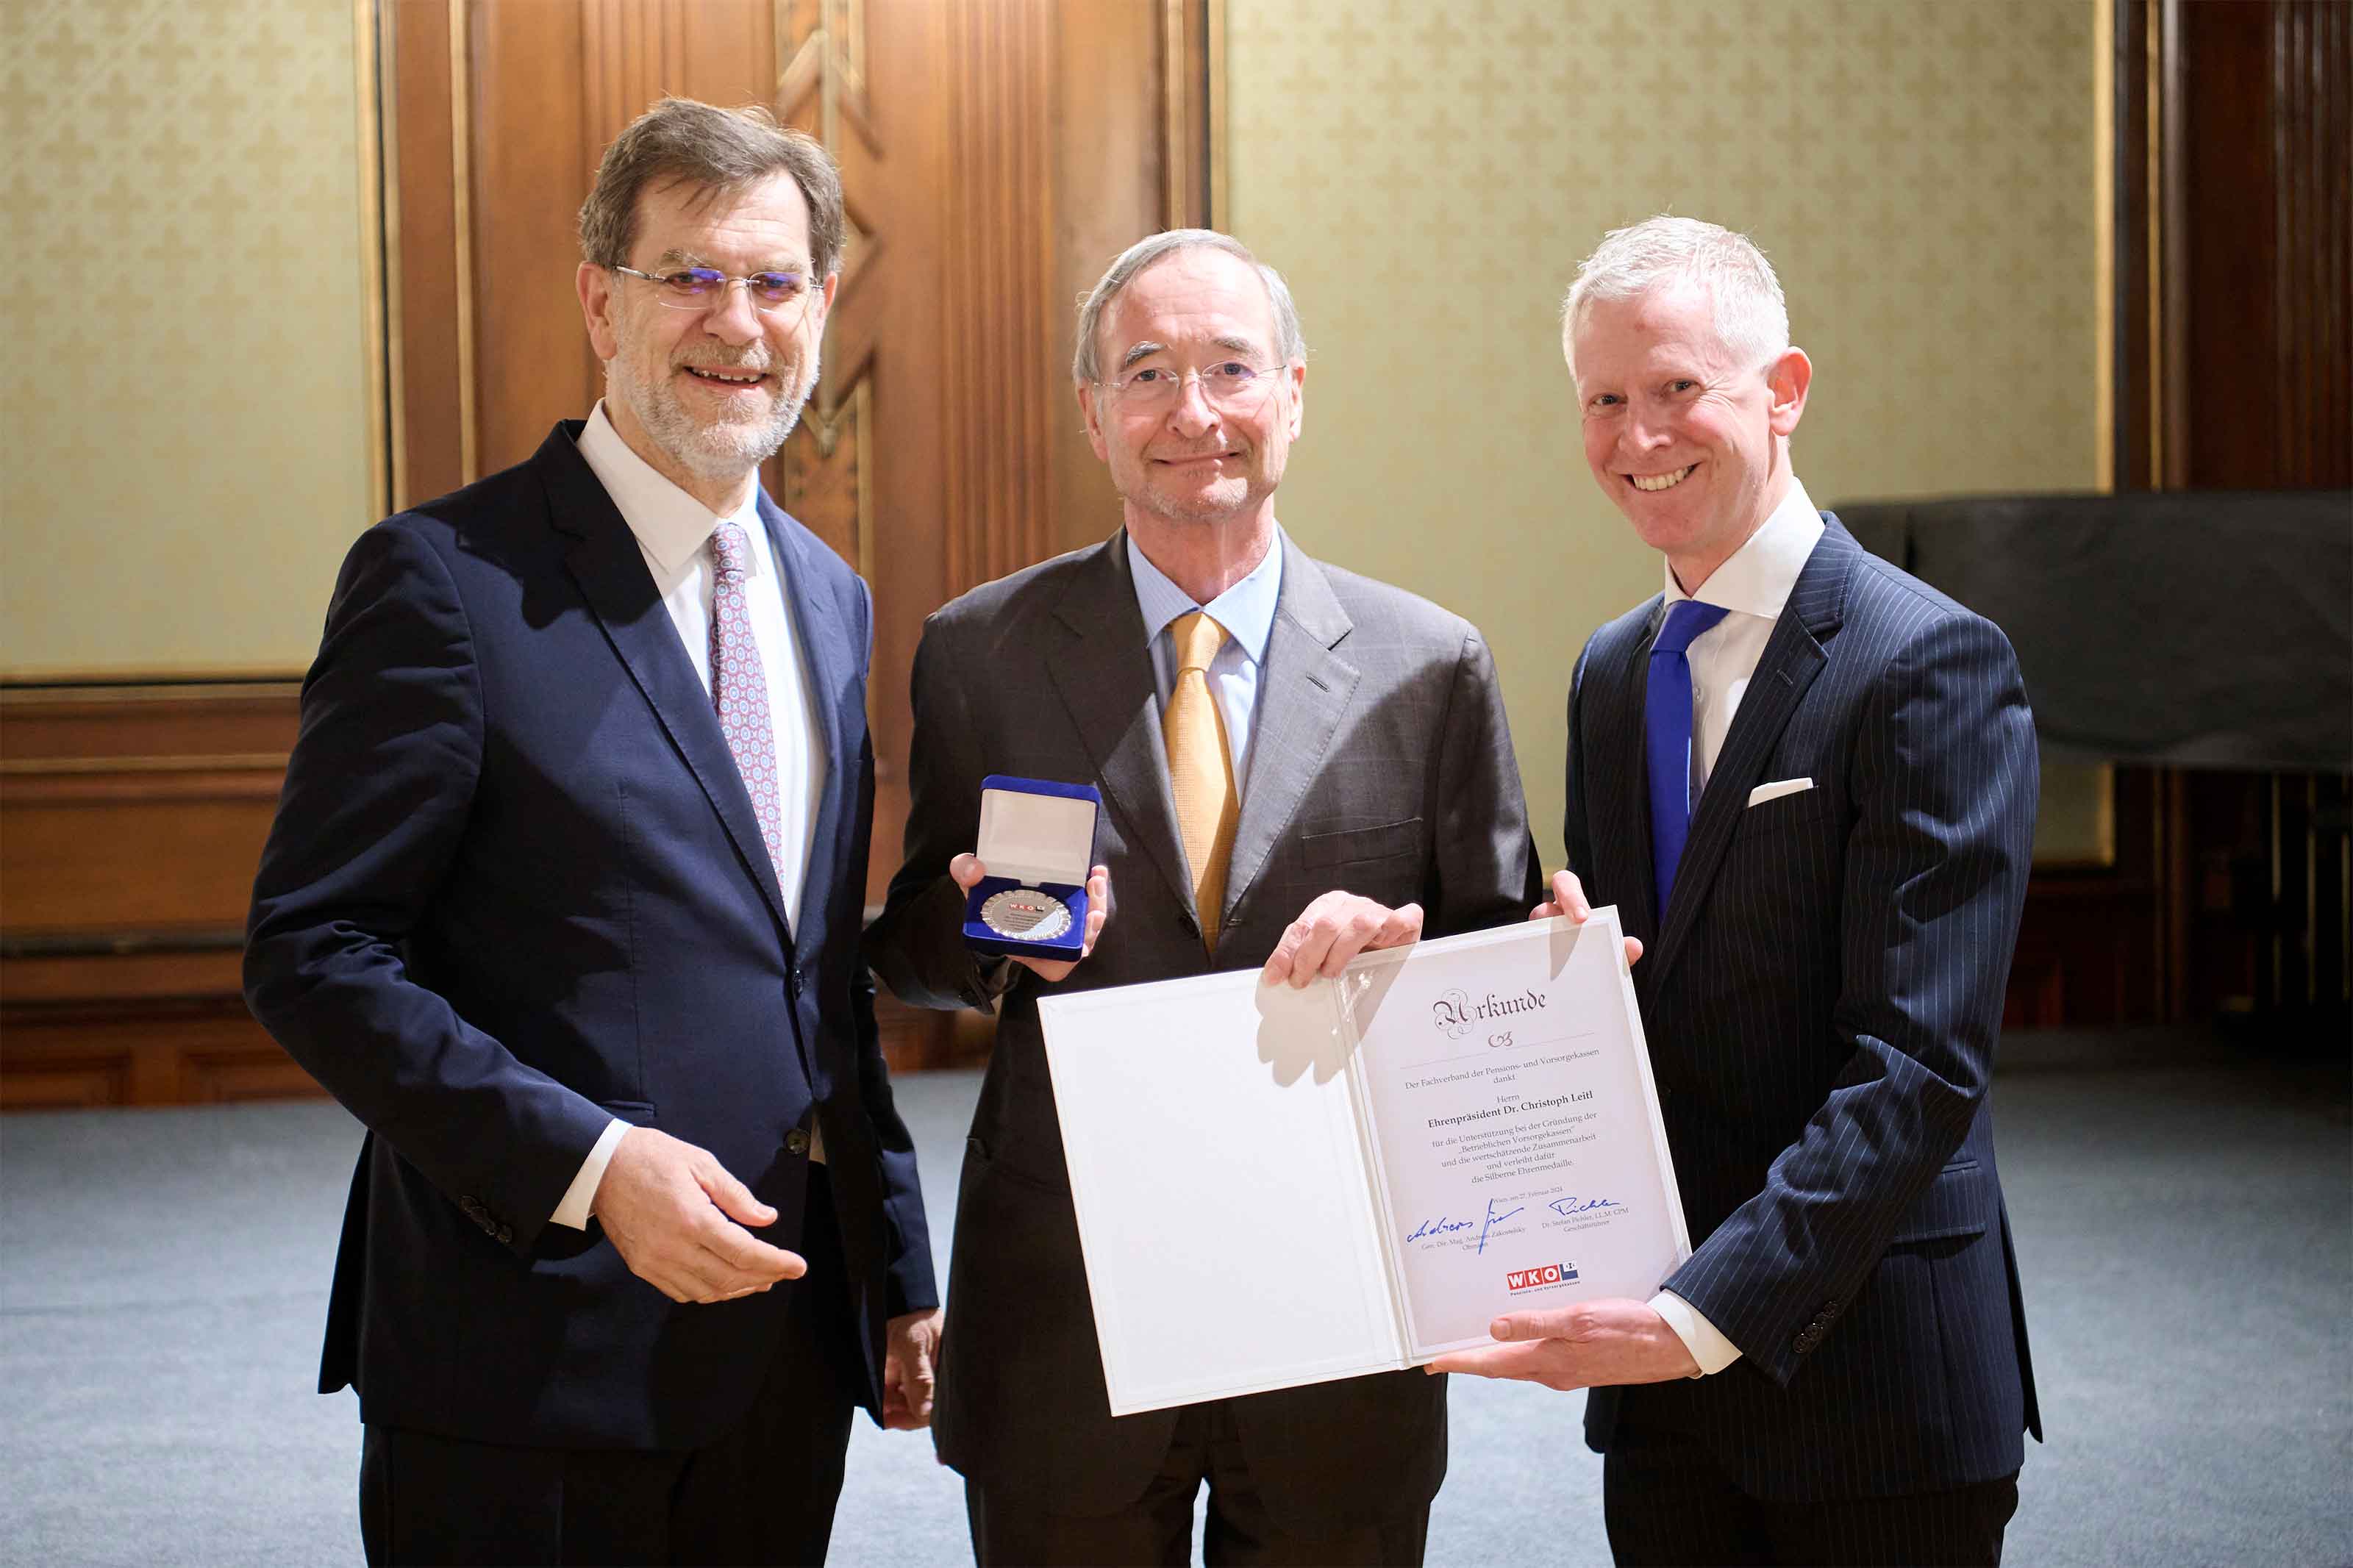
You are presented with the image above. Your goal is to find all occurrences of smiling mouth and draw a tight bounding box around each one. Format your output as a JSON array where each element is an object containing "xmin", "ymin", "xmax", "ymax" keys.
[
  {"xmin": 1156, "ymin": 451, "xmax": 1238, "ymax": 467},
  {"xmin": 1627, "ymin": 464, "xmax": 1696, "ymax": 493},
  {"xmin": 683, "ymin": 366, "xmax": 770, "ymax": 388}
]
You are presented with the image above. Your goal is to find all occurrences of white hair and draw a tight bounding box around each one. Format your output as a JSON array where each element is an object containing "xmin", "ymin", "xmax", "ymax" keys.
[
  {"xmin": 1562, "ymin": 215, "xmax": 1790, "ymax": 379},
  {"xmin": 1071, "ymin": 229, "xmax": 1307, "ymax": 384}
]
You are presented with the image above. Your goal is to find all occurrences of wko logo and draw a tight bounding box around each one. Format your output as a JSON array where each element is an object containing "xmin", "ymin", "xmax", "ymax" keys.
[{"xmin": 1505, "ymin": 1262, "xmax": 1579, "ymax": 1292}]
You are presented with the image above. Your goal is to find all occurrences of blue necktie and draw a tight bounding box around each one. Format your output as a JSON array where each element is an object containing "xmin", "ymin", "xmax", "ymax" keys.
[{"xmin": 1646, "ymin": 599, "xmax": 1731, "ymax": 915}]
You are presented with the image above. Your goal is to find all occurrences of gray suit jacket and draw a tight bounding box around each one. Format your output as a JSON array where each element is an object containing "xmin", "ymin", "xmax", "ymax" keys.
[{"xmin": 866, "ymin": 528, "xmax": 1539, "ymax": 1534}]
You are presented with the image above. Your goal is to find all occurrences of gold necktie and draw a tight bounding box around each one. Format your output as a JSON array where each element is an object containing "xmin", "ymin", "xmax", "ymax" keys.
[{"xmin": 1165, "ymin": 610, "xmax": 1239, "ymax": 951}]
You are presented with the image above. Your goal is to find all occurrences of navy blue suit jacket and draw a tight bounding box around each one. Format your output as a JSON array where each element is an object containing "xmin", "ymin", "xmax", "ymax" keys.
[
  {"xmin": 1567, "ymin": 517, "xmax": 2041, "ymax": 1500},
  {"xmin": 245, "ymin": 421, "xmax": 935, "ymax": 1451}
]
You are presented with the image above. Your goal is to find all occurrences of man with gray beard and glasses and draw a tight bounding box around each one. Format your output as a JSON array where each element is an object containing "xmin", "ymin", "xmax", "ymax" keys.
[{"xmin": 245, "ymin": 96, "xmax": 938, "ymax": 1566}]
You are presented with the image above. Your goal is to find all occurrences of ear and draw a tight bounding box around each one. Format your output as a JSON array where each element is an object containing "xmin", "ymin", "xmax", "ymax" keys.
[
  {"xmin": 1075, "ymin": 378, "xmax": 1110, "ymax": 462},
  {"xmin": 578, "ymin": 262, "xmax": 619, "ymax": 362},
  {"xmin": 1766, "ymin": 346, "xmax": 1812, "ymax": 437},
  {"xmin": 810, "ymin": 269, "xmax": 840, "ymax": 333},
  {"xmin": 1283, "ymin": 357, "xmax": 1306, "ymax": 440}
]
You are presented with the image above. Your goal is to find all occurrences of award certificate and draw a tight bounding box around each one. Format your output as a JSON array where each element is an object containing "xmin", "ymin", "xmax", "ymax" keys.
[{"xmin": 1039, "ymin": 911, "xmax": 1688, "ymax": 1416}]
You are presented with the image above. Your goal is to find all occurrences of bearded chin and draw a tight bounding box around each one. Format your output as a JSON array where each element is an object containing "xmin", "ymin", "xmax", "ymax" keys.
[{"xmin": 623, "ymin": 352, "xmax": 821, "ymax": 484}]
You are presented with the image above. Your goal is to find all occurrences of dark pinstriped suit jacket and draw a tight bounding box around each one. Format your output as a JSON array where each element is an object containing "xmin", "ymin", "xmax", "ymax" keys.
[{"xmin": 1568, "ymin": 516, "xmax": 2042, "ymax": 1501}]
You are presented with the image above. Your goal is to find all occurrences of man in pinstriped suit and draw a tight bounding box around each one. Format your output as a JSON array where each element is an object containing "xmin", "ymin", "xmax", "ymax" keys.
[{"xmin": 1432, "ymin": 216, "xmax": 2040, "ymax": 1565}]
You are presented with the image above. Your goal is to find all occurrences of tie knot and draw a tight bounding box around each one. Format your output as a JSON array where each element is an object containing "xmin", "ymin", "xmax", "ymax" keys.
[
  {"xmin": 1171, "ymin": 610, "xmax": 1228, "ymax": 675},
  {"xmin": 1654, "ymin": 598, "xmax": 1729, "ymax": 657},
  {"xmin": 709, "ymin": 520, "xmax": 751, "ymax": 580}
]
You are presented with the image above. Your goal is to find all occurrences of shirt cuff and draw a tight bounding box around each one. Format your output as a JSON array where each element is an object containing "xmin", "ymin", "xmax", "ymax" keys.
[
  {"xmin": 550, "ymin": 1117, "xmax": 632, "ymax": 1231},
  {"xmin": 1650, "ymin": 1289, "xmax": 1743, "ymax": 1375}
]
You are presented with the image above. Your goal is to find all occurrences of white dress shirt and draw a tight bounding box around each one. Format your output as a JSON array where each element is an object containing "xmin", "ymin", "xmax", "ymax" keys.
[
  {"xmin": 1126, "ymin": 529, "xmax": 1285, "ymax": 792},
  {"xmin": 551, "ymin": 403, "xmax": 830, "ymax": 1229},
  {"xmin": 1644, "ymin": 476, "xmax": 1825, "ymax": 1375}
]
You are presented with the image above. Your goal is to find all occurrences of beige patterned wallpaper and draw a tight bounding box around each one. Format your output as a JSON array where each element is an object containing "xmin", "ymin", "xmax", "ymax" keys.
[
  {"xmin": 0, "ymin": 0, "xmax": 374, "ymax": 676},
  {"xmin": 1227, "ymin": 0, "xmax": 2102, "ymax": 864}
]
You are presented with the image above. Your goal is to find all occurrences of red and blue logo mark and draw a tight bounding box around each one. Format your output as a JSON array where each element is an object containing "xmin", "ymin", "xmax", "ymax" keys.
[{"xmin": 1504, "ymin": 1262, "xmax": 1579, "ymax": 1292}]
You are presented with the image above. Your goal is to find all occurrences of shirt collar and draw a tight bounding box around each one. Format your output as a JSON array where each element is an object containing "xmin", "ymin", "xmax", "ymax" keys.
[
  {"xmin": 576, "ymin": 401, "xmax": 765, "ymax": 579},
  {"xmin": 1126, "ymin": 529, "xmax": 1285, "ymax": 665},
  {"xmin": 1663, "ymin": 476, "xmax": 1824, "ymax": 620}
]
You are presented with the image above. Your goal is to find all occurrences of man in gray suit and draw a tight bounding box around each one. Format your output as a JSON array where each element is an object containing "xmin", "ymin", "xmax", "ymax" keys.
[{"xmin": 865, "ymin": 230, "xmax": 1540, "ymax": 1566}]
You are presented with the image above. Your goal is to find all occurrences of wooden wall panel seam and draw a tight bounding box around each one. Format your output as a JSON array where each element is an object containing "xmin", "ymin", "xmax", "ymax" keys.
[{"xmin": 354, "ymin": 0, "xmax": 393, "ymax": 522}]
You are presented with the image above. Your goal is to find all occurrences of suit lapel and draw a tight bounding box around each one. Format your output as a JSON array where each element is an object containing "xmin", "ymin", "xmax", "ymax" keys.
[
  {"xmin": 760, "ymin": 495, "xmax": 848, "ymax": 949},
  {"xmin": 1648, "ymin": 518, "xmax": 1856, "ymax": 986},
  {"xmin": 1590, "ymin": 603, "xmax": 1663, "ymax": 944},
  {"xmin": 1222, "ymin": 539, "xmax": 1359, "ymax": 922},
  {"xmin": 539, "ymin": 424, "xmax": 798, "ymax": 949},
  {"xmin": 1046, "ymin": 537, "xmax": 1197, "ymax": 919}
]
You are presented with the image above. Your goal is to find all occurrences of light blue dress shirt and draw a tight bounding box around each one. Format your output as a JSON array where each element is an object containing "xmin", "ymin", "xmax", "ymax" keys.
[{"xmin": 1126, "ymin": 531, "xmax": 1284, "ymax": 794}]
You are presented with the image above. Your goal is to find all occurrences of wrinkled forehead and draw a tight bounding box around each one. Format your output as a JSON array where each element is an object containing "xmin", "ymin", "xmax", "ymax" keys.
[{"xmin": 1099, "ymin": 250, "xmax": 1280, "ymax": 364}]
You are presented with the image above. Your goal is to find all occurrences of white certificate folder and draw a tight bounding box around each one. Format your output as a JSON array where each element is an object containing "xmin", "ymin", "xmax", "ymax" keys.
[{"xmin": 1039, "ymin": 911, "xmax": 1691, "ymax": 1417}]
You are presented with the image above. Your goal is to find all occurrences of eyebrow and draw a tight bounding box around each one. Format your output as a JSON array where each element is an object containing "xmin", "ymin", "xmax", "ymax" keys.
[{"xmin": 1116, "ymin": 332, "xmax": 1267, "ymax": 370}]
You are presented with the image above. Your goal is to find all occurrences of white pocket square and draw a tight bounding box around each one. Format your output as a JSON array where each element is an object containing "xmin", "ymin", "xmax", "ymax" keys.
[{"xmin": 1746, "ymin": 777, "xmax": 1815, "ymax": 808}]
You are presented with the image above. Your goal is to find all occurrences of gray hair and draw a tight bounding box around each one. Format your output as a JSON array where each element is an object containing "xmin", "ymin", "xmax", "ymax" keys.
[
  {"xmin": 579, "ymin": 97, "xmax": 845, "ymax": 279},
  {"xmin": 1561, "ymin": 215, "xmax": 1790, "ymax": 379},
  {"xmin": 1071, "ymin": 229, "xmax": 1307, "ymax": 384}
]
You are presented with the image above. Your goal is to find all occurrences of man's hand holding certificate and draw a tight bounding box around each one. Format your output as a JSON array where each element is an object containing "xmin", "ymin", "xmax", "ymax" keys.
[
  {"xmin": 1039, "ymin": 901, "xmax": 1690, "ymax": 1416},
  {"xmin": 1418, "ymin": 870, "xmax": 1700, "ymax": 1392}
]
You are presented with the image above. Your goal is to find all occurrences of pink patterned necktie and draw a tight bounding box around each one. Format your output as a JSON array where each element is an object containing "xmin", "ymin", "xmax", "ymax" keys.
[{"xmin": 707, "ymin": 520, "xmax": 785, "ymax": 881}]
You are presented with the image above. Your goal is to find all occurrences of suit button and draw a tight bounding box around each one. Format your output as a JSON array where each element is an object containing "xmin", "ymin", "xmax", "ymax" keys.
[
  {"xmin": 496, "ymin": 1225, "xmax": 513, "ymax": 1245},
  {"xmin": 785, "ymin": 1128, "xmax": 811, "ymax": 1156},
  {"xmin": 786, "ymin": 970, "xmax": 803, "ymax": 999}
]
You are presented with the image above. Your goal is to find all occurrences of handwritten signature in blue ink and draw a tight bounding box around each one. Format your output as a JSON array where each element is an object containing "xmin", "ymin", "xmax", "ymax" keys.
[
  {"xmin": 1549, "ymin": 1195, "xmax": 1621, "ymax": 1218},
  {"xmin": 1405, "ymin": 1215, "xmax": 1476, "ymax": 1245},
  {"xmin": 1477, "ymin": 1198, "xmax": 1524, "ymax": 1254}
]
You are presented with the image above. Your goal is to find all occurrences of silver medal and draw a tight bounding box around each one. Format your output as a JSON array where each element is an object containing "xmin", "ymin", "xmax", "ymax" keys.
[{"xmin": 979, "ymin": 888, "xmax": 1073, "ymax": 942}]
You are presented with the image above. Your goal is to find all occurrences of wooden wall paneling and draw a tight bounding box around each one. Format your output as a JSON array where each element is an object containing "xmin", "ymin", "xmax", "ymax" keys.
[
  {"xmin": 4, "ymin": 1003, "xmax": 319, "ymax": 1111},
  {"xmin": 2274, "ymin": 0, "xmax": 2352, "ymax": 487},
  {"xmin": 469, "ymin": 0, "xmax": 593, "ymax": 479},
  {"xmin": 766, "ymin": 0, "xmax": 962, "ymax": 1069},
  {"xmin": 1160, "ymin": 0, "xmax": 1215, "ymax": 230},
  {"xmin": 2007, "ymin": 765, "xmax": 2167, "ymax": 1030},
  {"xmin": 0, "ymin": 687, "xmax": 296, "ymax": 934},
  {"xmin": 2110, "ymin": 0, "xmax": 2154, "ymax": 494},
  {"xmin": 1051, "ymin": 0, "xmax": 1166, "ymax": 559},
  {"xmin": 2179, "ymin": 1, "xmax": 2278, "ymax": 490},
  {"xmin": 386, "ymin": 0, "xmax": 465, "ymax": 510},
  {"xmin": 938, "ymin": 0, "xmax": 1060, "ymax": 597},
  {"xmin": 0, "ymin": 684, "xmax": 317, "ymax": 1111},
  {"xmin": 767, "ymin": 0, "xmax": 948, "ymax": 925},
  {"xmin": 2152, "ymin": 0, "xmax": 2189, "ymax": 490},
  {"xmin": 2091, "ymin": 0, "xmax": 2352, "ymax": 1041}
]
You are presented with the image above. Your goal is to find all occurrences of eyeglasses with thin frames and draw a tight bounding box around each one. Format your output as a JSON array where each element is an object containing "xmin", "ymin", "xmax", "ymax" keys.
[
  {"xmin": 1094, "ymin": 359, "xmax": 1291, "ymax": 414},
  {"xmin": 610, "ymin": 265, "xmax": 817, "ymax": 318}
]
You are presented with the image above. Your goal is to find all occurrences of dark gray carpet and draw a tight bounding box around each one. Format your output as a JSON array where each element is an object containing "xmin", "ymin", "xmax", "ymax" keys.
[{"xmin": 1, "ymin": 1030, "xmax": 2345, "ymax": 1567}]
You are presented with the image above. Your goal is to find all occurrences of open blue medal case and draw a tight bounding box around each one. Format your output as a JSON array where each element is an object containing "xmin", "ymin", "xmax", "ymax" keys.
[{"xmin": 963, "ymin": 775, "xmax": 1103, "ymax": 960}]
